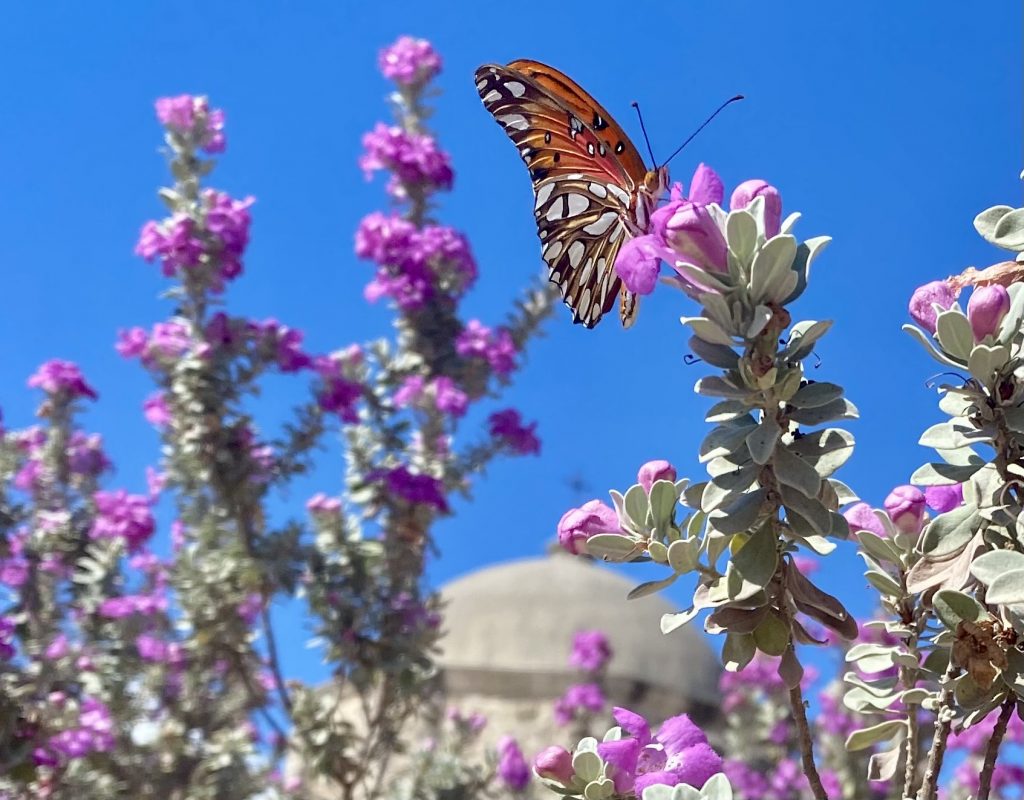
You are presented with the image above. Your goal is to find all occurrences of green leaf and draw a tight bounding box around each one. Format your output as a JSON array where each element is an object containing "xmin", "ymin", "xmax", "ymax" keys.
[
  {"xmin": 787, "ymin": 398, "xmax": 859, "ymax": 426},
  {"xmin": 722, "ymin": 632, "xmax": 756, "ymax": 672},
  {"xmin": 968, "ymin": 344, "xmax": 1011, "ymax": 385},
  {"xmin": 746, "ymin": 416, "xmax": 781, "ymax": 465},
  {"xmin": 933, "ymin": 589, "xmax": 988, "ymax": 628},
  {"xmin": 710, "ymin": 489, "xmax": 766, "ymax": 534},
  {"xmin": 788, "ymin": 381, "xmax": 843, "ymax": 409},
  {"xmin": 779, "ymin": 648, "xmax": 804, "ymax": 689},
  {"xmin": 773, "ymin": 445, "xmax": 822, "ymax": 497},
  {"xmin": 649, "ymin": 480, "xmax": 678, "ymax": 528},
  {"xmin": 997, "ymin": 283, "xmax": 1024, "ymax": 345},
  {"xmin": 572, "ymin": 750, "xmax": 602, "ymax": 782},
  {"xmin": 727, "ymin": 209, "xmax": 758, "ymax": 265},
  {"xmin": 971, "ymin": 550, "xmax": 1024, "ymax": 587},
  {"xmin": 705, "ymin": 400, "xmax": 749, "ymax": 423},
  {"xmin": 753, "ymin": 613, "xmax": 789, "ymax": 656},
  {"xmin": 627, "ymin": 574, "xmax": 679, "ymax": 600},
  {"xmin": 865, "ymin": 569, "xmax": 903, "ymax": 597},
  {"xmin": 780, "ymin": 485, "xmax": 832, "ymax": 535},
  {"xmin": 974, "ymin": 204, "xmax": 1014, "ymax": 241},
  {"xmin": 993, "ymin": 206, "xmax": 1024, "ymax": 249},
  {"xmin": 857, "ymin": 530, "xmax": 901, "ymax": 564},
  {"xmin": 844, "ymin": 720, "xmax": 906, "ymax": 752},
  {"xmin": 700, "ymin": 418, "xmax": 756, "ymax": 463},
  {"xmin": 935, "ymin": 310, "xmax": 975, "ymax": 360},
  {"xmin": 920, "ymin": 503, "xmax": 978, "ymax": 557},
  {"xmin": 584, "ymin": 779, "xmax": 615, "ymax": 800},
  {"xmin": 749, "ymin": 234, "xmax": 797, "ymax": 304},
  {"xmin": 584, "ymin": 534, "xmax": 639, "ymax": 562},
  {"xmin": 695, "ymin": 376, "xmax": 751, "ymax": 400},
  {"xmin": 911, "ymin": 461, "xmax": 983, "ymax": 485},
  {"xmin": 781, "ymin": 237, "xmax": 831, "ymax": 305},
  {"xmin": 661, "ymin": 607, "xmax": 700, "ymax": 634},
  {"xmin": 680, "ymin": 315, "xmax": 734, "ymax": 346},
  {"xmin": 867, "ymin": 743, "xmax": 903, "ymax": 782},
  {"xmin": 782, "ymin": 320, "xmax": 832, "ymax": 361},
  {"xmin": 624, "ymin": 484, "xmax": 650, "ymax": 531},
  {"xmin": 732, "ymin": 523, "xmax": 778, "ymax": 587},
  {"xmin": 902, "ymin": 323, "xmax": 968, "ymax": 368},
  {"xmin": 699, "ymin": 773, "xmax": 734, "ymax": 800},
  {"xmin": 688, "ymin": 336, "xmax": 740, "ymax": 369},
  {"xmin": 986, "ymin": 568, "xmax": 1024, "ymax": 605},
  {"xmin": 667, "ymin": 538, "xmax": 700, "ymax": 574}
]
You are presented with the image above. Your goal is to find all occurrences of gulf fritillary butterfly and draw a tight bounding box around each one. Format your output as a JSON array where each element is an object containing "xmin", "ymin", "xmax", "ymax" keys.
[{"xmin": 475, "ymin": 59, "xmax": 669, "ymax": 328}]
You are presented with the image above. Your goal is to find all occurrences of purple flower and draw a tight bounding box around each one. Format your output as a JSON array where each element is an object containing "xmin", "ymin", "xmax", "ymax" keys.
[
  {"xmin": 379, "ymin": 465, "xmax": 448, "ymax": 512},
  {"xmin": 908, "ymin": 280, "xmax": 956, "ymax": 334},
  {"xmin": 432, "ymin": 377, "xmax": 469, "ymax": 418},
  {"xmin": 314, "ymin": 356, "xmax": 362, "ymax": 422},
  {"xmin": 533, "ymin": 745, "xmax": 574, "ymax": 784},
  {"xmin": 569, "ymin": 630, "xmax": 612, "ymax": 672},
  {"xmin": 143, "ymin": 392, "xmax": 172, "ymax": 428},
  {"xmin": 496, "ymin": 736, "xmax": 530, "ymax": 792},
  {"xmin": 116, "ymin": 327, "xmax": 149, "ymax": 359},
  {"xmin": 662, "ymin": 201, "xmax": 728, "ymax": 274},
  {"xmin": 557, "ymin": 499, "xmax": 621, "ymax": 555},
  {"xmin": 28, "ymin": 359, "xmax": 97, "ymax": 400},
  {"xmin": 729, "ymin": 179, "xmax": 783, "ymax": 238},
  {"xmin": 155, "ymin": 95, "xmax": 226, "ymax": 153},
  {"xmin": 924, "ymin": 484, "xmax": 963, "ymax": 513},
  {"xmin": 843, "ymin": 502, "xmax": 886, "ymax": 537},
  {"xmin": 203, "ymin": 189, "xmax": 254, "ymax": 282},
  {"xmin": 456, "ymin": 320, "xmax": 517, "ymax": 375},
  {"xmin": 98, "ymin": 593, "xmax": 166, "ymax": 618},
  {"xmin": 359, "ymin": 123, "xmax": 453, "ymax": 195},
  {"xmin": 45, "ymin": 634, "xmax": 69, "ymax": 660},
  {"xmin": 884, "ymin": 485, "xmax": 926, "ymax": 535},
  {"xmin": 135, "ymin": 215, "xmax": 204, "ymax": 276},
  {"xmin": 488, "ymin": 409, "xmax": 540, "ymax": 455},
  {"xmin": 554, "ymin": 682, "xmax": 606, "ymax": 726},
  {"xmin": 136, "ymin": 633, "xmax": 185, "ymax": 666},
  {"xmin": 48, "ymin": 697, "xmax": 115, "ymax": 760},
  {"xmin": 148, "ymin": 322, "xmax": 192, "ymax": 360},
  {"xmin": 68, "ymin": 432, "xmax": 110, "ymax": 477},
  {"xmin": 90, "ymin": 490, "xmax": 156, "ymax": 552},
  {"xmin": 615, "ymin": 235, "xmax": 665, "ymax": 295},
  {"xmin": 967, "ymin": 284, "xmax": 1011, "ymax": 341},
  {"xmin": 637, "ymin": 459, "xmax": 677, "ymax": 493},
  {"xmin": 596, "ymin": 707, "xmax": 720, "ymax": 794},
  {"xmin": 379, "ymin": 36, "xmax": 442, "ymax": 85},
  {"xmin": 251, "ymin": 319, "xmax": 312, "ymax": 372},
  {"xmin": 687, "ymin": 164, "xmax": 725, "ymax": 206}
]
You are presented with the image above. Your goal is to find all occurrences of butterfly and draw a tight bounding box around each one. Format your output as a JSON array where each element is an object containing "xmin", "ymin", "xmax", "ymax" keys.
[{"xmin": 475, "ymin": 59, "xmax": 668, "ymax": 328}]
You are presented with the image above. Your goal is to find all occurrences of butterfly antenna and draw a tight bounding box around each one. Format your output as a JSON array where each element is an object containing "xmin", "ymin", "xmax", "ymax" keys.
[
  {"xmin": 631, "ymin": 101, "xmax": 657, "ymax": 167},
  {"xmin": 660, "ymin": 94, "xmax": 744, "ymax": 169}
]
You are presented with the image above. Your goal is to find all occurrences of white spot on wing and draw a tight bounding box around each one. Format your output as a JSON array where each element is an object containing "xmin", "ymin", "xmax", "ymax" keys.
[
  {"xmin": 505, "ymin": 81, "xmax": 526, "ymax": 97},
  {"xmin": 567, "ymin": 194, "xmax": 590, "ymax": 216},
  {"xmin": 583, "ymin": 212, "xmax": 616, "ymax": 236},
  {"xmin": 476, "ymin": 79, "xmax": 488, "ymax": 91},
  {"xmin": 483, "ymin": 89, "xmax": 502, "ymax": 104},
  {"xmin": 546, "ymin": 201, "xmax": 564, "ymax": 222},
  {"xmin": 497, "ymin": 114, "xmax": 529, "ymax": 131},
  {"xmin": 544, "ymin": 241, "xmax": 564, "ymax": 262},
  {"xmin": 581, "ymin": 288, "xmax": 592, "ymax": 314},
  {"xmin": 607, "ymin": 184, "xmax": 630, "ymax": 205},
  {"xmin": 588, "ymin": 183, "xmax": 608, "ymax": 199},
  {"xmin": 535, "ymin": 183, "xmax": 554, "ymax": 209},
  {"xmin": 579, "ymin": 258, "xmax": 595, "ymax": 286},
  {"xmin": 568, "ymin": 241, "xmax": 586, "ymax": 268}
]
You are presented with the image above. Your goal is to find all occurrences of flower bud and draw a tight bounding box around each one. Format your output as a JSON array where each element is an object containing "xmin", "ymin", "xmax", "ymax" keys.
[
  {"xmin": 967, "ymin": 285, "xmax": 1010, "ymax": 341},
  {"xmin": 663, "ymin": 202, "xmax": 728, "ymax": 273},
  {"xmin": 637, "ymin": 460, "xmax": 677, "ymax": 493},
  {"xmin": 729, "ymin": 179, "xmax": 782, "ymax": 238},
  {"xmin": 884, "ymin": 485, "xmax": 926, "ymax": 535},
  {"xmin": 924, "ymin": 484, "xmax": 963, "ymax": 514},
  {"xmin": 533, "ymin": 745, "xmax": 574, "ymax": 784},
  {"xmin": 614, "ymin": 235, "xmax": 663, "ymax": 295},
  {"xmin": 908, "ymin": 280, "xmax": 955, "ymax": 334},
  {"xmin": 843, "ymin": 502, "xmax": 885, "ymax": 537},
  {"xmin": 556, "ymin": 500, "xmax": 621, "ymax": 555}
]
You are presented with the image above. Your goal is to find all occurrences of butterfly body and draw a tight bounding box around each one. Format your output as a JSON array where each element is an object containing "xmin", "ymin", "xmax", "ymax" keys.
[{"xmin": 475, "ymin": 60, "xmax": 667, "ymax": 328}]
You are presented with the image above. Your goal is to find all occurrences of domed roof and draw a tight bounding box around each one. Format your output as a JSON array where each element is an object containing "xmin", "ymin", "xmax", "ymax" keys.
[{"xmin": 438, "ymin": 553, "xmax": 721, "ymax": 705}]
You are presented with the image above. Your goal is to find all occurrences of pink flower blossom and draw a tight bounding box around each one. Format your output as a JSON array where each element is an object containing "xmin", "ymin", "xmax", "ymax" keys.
[
  {"xmin": 569, "ymin": 630, "xmax": 613, "ymax": 672},
  {"xmin": 557, "ymin": 499, "xmax": 621, "ymax": 555},
  {"xmin": 488, "ymin": 409, "xmax": 540, "ymax": 455},
  {"xmin": 884, "ymin": 485, "xmax": 926, "ymax": 534},
  {"xmin": 359, "ymin": 123, "xmax": 453, "ymax": 194},
  {"xmin": 843, "ymin": 502, "xmax": 886, "ymax": 536},
  {"xmin": 637, "ymin": 459, "xmax": 677, "ymax": 492},
  {"xmin": 378, "ymin": 36, "xmax": 442, "ymax": 85},
  {"xmin": 533, "ymin": 745, "xmax": 574, "ymax": 784},
  {"xmin": 378, "ymin": 465, "xmax": 448, "ymax": 512},
  {"xmin": 554, "ymin": 682, "xmax": 606, "ymax": 726},
  {"xmin": 143, "ymin": 392, "xmax": 172, "ymax": 428},
  {"xmin": 967, "ymin": 284, "xmax": 1011, "ymax": 341},
  {"xmin": 90, "ymin": 491, "xmax": 156, "ymax": 552},
  {"xmin": 729, "ymin": 179, "xmax": 782, "ymax": 238},
  {"xmin": 28, "ymin": 359, "xmax": 97, "ymax": 400},
  {"xmin": 456, "ymin": 320, "xmax": 516, "ymax": 375},
  {"xmin": 908, "ymin": 280, "xmax": 956, "ymax": 334},
  {"xmin": 924, "ymin": 484, "xmax": 963, "ymax": 513}
]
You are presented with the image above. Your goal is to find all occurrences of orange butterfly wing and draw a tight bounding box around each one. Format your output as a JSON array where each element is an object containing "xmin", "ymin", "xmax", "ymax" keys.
[{"xmin": 475, "ymin": 60, "xmax": 654, "ymax": 328}]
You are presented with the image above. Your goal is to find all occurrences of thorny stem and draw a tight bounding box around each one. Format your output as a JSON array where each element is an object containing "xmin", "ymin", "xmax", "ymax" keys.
[
  {"xmin": 788, "ymin": 674, "xmax": 830, "ymax": 800},
  {"xmin": 915, "ymin": 662, "xmax": 960, "ymax": 800},
  {"xmin": 900, "ymin": 694, "xmax": 919, "ymax": 800},
  {"xmin": 976, "ymin": 696, "xmax": 1016, "ymax": 800}
]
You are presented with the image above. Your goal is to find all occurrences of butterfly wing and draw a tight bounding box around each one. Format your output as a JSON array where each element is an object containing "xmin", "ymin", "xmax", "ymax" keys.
[{"xmin": 475, "ymin": 61, "xmax": 648, "ymax": 328}]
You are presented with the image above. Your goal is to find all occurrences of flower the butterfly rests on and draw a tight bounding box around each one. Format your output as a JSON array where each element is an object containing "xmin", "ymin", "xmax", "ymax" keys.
[{"xmin": 475, "ymin": 60, "xmax": 669, "ymax": 328}]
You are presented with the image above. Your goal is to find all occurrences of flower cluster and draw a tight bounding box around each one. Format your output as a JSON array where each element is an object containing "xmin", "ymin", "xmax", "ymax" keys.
[
  {"xmin": 455, "ymin": 320, "xmax": 517, "ymax": 375},
  {"xmin": 89, "ymin": 490, "xmax": 156, "ymax": 552},
  {"xmin": 28, "ymin": 358, "xmax": 97, "ymax": 401},
  {"xmin": 155, "ymin": 94, "xmax": 226, "ymax": 152},
  {"xmin": 378, "ymin": 36, "xmax": 442, "ymax": 86}
]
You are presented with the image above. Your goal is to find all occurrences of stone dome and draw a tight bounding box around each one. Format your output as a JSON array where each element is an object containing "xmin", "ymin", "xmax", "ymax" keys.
[{"xmin": 437, "ymin": 552, "xmax": 721, "ymax": 728}]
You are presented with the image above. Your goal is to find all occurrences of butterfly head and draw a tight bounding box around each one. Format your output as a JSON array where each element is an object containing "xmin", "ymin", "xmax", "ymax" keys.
[{"xmin": 641, "ymin": 166, "xmax": 670, "ymax": 202}]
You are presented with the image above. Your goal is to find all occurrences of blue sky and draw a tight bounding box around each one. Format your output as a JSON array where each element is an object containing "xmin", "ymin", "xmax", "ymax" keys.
[{"xmin": 0, "ymin": 3, "xmax": 1021, "ymax": 685}]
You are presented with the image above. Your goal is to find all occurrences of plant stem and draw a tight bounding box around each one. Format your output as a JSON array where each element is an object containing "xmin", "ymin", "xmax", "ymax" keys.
[
  {"xmin": 789, "ymin": 680, "xmax": 830, "ymax": 800},
  {"xmin": 901, "ymin": 694, "xmax": 919, "ymax": 799},
  {"xmin": 915, "ymin": 663, "xmax": 959, "ymax": 800},
  {"xmin": 977, "ymin": 696, "xmax": 1016, "ymax": 800}
]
